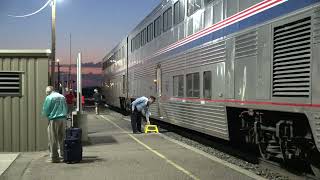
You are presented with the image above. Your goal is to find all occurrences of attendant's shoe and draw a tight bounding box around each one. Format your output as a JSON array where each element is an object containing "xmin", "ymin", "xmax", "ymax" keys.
[{"xmin": 46, "ymin": 159, "xmax": 60, "ymax": 163}]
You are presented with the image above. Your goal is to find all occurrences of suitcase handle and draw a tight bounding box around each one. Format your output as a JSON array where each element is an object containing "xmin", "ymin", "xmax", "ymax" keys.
[{"xmin": 66, "ymin": 117, "xmax": 73, "ymax": 128}]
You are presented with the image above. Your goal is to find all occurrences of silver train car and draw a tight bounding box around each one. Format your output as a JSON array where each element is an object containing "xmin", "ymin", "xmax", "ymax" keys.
[{"xmin": 102, "ymin": 0, "xmax": 320, "ymax": 175}]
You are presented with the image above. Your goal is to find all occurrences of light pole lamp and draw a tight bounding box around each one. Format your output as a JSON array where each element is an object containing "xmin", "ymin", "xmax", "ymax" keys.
[{"xmin": 7, "ymin": 0, "xmax": 58, "ymax": 87}]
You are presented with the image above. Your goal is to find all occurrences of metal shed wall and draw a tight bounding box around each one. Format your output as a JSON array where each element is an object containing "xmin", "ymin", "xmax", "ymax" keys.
[{"xmin": 0, "ymin": 50, "xmax": 51, "ymax": 152}]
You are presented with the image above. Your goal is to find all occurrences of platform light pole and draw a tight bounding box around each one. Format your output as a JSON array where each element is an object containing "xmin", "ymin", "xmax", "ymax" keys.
[
  {"xmin": 56, "ymin": 58, "xmax": 61, "ymax": 93},
  {"xmin": 51, "ymin": 0, "xmax": 56, "ymax": 87},
  {"xmin": 69, "ymin": 33, "xmax": 72, "ymax": 89}
]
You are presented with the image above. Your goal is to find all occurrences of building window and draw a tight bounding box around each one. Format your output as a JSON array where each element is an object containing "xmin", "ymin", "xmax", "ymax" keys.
[
  {"xmin": 174, "ymin": 0, "xmax": 185, "ymax": 25},
  {"xmin": 173, "ymin": 75, "xmax": 184, "ymax": 97},
  {"xmin": 186, "ymin": 72, "xmax": 200, "ymax": 98},
  {"xmin": 163, "ymin": 7, "xmax": 173, "ymax": 32},
  {"xmin": 154, "ymin": 16, "xmax": 162, "ymax": 38},
  {"xmin": 147, "ymin": 23, "xmax": 154, "ymax": 42},
  {"xmin": 188, "ymin": 0, "xmax": 202, "ymax": 16},
  {"xmin": 0, "ymin": 72, "xmax": 22, "ymax": 97},
  {"xmin": 203, "ymin": 71, "xmax": 212, "ymax": 99}
]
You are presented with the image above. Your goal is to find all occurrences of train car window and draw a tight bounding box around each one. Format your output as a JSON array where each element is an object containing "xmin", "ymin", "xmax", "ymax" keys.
[
  {"xmin": 193, "ymin": 73, "xmax": 200, "ymax": 97},
  {"xmin": 173, "ymin": 75, "xmax": 184, "ymax": 97},
  {"xmin": 174, "ymin": 1, "xmax": 180, "ymax": 25},
  {"xmin": 163, "ymin": 10, "xmax": 168, "ymax": 32},
  {"xmin": 137, "ymin": 33, "xmax": 141, "ymax": 49},
  {"xmin": 186, "ymin": 72, "xmax": 200, "ymax": 98},
  {"xmin": 133, "ymin": 36, "xmax": 136, "ymax": 51},
  {"xmin": 141, "ymin": 28, "xmax": 147, "ymax": 46},
  {"xmin": 186, "ymin": 74, "xmax": 193, "ymax": 97},
  {"xmin": 178, "ymin": 75, "xmax": 184, "ymax": 97},
  {"xmin": 122, "ymin": 75, "xmax": 126, "ymax": 94},
  {"xmin": 213, "ymin": 0, "xmax": 223, "ymax": 24},
  {"xmin": 180, "ymin": 0, "xmax": 185, "ymax": 22},
  {"xmin": 204, "ymin": 0, "xmax": 213, "ymax": 6},
  {"xmin": 131, "ymin": 39, "xmax": 134, "ymax": 52},
  {"xmin": 163, "ymin": 7, "xmax": 173, "ymax": 32},
  {"xmin": 147, "ymin": 23, "xmax": 154, "ymax": 42},
  {"xmin": 226, "ymin": 0, "xmax": 238, "ymax": 18},
  {"xmin": 174, "ymin": 0, "xmax": 185, "ymax": 25},
  {"xmin": 188, "ymin": 0, "xmax": 202, "ymax": 16},
  {"xmin": 144, "ymin": 28, "xmax": 147, "ymax": 45},
  {"xmin": 154, "ymin": 16, "xmax": 162, "ymax": 38},
  {"xmin": 122, "ymin": 46, "xmax": 125, "ymax": 58},
  {"xmin": 140, "ymin": 31, "xmax": 144, "ymax": 47},
  {"xmin": 203, "ymin": 71, "xmax": 212, "ymax": 99}
]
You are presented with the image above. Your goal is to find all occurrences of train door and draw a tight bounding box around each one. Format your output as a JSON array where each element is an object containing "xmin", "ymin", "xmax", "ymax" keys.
[
  {"xmin": 156, "ymin": 65, "xmax": 163, "ymax": 118},
  {"xmin": 156, "ymin": 65, "xmax": 162, "ymax": 97}
]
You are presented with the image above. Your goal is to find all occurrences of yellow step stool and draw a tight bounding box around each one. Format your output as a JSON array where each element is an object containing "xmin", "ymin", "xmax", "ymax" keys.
[{"xmin": 144, "ymin": 125, "xmax": 159, "ymax": 133}]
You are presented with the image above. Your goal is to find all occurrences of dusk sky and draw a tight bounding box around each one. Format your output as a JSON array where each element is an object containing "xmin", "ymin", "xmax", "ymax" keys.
[{"xmin": 0, "ymin": 0, "xmax": 160, "ymax": 64}]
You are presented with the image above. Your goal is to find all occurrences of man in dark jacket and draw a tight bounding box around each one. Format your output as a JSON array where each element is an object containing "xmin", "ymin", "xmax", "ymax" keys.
[{"xmin": 93, "ymin": 89, "xmax": 102, "ymax": 115}]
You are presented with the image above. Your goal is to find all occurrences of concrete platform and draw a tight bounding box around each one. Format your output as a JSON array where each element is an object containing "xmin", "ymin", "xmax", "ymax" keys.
[
  {"xmin": 0, "ymin": 153, "xmax": 19, "ymax": 176},
  {"xmin": 1, "ymin": 110, "xmax": 265, "ymax": 180}
]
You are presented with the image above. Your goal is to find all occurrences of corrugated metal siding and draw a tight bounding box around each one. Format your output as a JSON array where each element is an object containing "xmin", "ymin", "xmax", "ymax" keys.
[
  {"xmin": 162, "ymin": 101, "xmax": 229, "ymax": 140},
  {"xmin": 0, "ymin": 52, "xmax": 49, "ymax": 152}
]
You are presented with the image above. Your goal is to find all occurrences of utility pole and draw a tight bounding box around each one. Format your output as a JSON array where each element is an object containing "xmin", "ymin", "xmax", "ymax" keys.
[{"xmin": 51, "ymin": 0, "xmax": 56, "ymax": 87}]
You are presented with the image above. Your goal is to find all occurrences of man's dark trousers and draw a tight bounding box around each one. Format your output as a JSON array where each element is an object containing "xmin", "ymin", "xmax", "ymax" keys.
[{"xmin": 131, "ymin": 108, "xmax": 142, "ymax": 133}]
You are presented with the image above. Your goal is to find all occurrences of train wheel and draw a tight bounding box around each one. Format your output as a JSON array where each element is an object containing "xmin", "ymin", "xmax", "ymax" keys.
[
  {"xmin": 310, "ymin": 149, "xmax": 320, "ymax": 178},
  {"xmin": 311, "ymin": 164, "xmax": 320, "ymax": 178},
  {"xmin": 258, "ymin": 142, "xmax": 270, "ymax": 160}
]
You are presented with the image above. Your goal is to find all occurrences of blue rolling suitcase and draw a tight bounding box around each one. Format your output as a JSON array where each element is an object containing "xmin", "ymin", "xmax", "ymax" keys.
[{"xmin": 64, "ymin": 119, "xmax": 83, "ymax": 163}]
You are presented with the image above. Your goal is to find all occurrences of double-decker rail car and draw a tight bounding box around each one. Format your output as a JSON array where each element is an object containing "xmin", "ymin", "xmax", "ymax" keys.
[{"xmin": 102, "ymin": 0, "xmax": 320, "ymax": 176}]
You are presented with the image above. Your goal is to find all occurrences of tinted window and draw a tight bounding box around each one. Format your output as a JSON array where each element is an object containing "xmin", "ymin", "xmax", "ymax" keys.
[
  {"xmin": 204, "ymin": 0, "xmax": 214, "ymax": 5},
  {"xmin": 188, "ymin": 0, "xmax": 202, "ymax": 16},
  {"xmin": 147, "ymin": 23, "xmax": 154, "ymax": 42},
  {"xmin": 154, "ymin": 16, "xmax": 162, "ymax": 37},
  {"xmin": 163, "ymin": 7, "xmax": 172, "ymax": 32},
  {"xmin": 141, "ymin": 28, "xmax": 147, "ymax": 46},
  {"xmin": 173, "ymin": 75, "xmax": 184, "ymax": 97},
  {"xmin": 186, "ymin": 72, "xmax": 200, "ymax": 98},
  {"xmin": 203, "ymin": 71, "xmax": 212, "ymax": 99}
]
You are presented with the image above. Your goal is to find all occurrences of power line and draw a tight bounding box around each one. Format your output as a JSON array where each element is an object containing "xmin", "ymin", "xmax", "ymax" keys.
[{"xmin": 8, "ymin": 0, "xmax": 52, "ymax": 18}]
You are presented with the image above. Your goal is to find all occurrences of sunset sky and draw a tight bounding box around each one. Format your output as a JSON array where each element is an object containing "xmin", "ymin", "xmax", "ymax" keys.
[{"xmin": 0, "ymin": 0, "xmax": 160, "ymax": 64}]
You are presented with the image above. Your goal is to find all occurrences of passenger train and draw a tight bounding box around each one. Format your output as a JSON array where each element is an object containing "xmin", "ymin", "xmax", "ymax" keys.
[{"xmin": 102, "ymin": 0, "xmax": 320, "ymax": 176}]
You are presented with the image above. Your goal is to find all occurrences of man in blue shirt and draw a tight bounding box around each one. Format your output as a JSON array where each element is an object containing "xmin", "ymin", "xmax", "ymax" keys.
[
  {"xmin": 42, "ymin": 86, "xmax": 68, "ymax": 163},
  {"xmin": 131, "ymin": 96, "xmax": 156, "ymax": 134}
]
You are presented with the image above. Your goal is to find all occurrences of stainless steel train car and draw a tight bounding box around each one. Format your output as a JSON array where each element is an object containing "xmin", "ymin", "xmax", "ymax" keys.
[{"xmin": 102, "ymin": 0, "xmax": 320, "ymax": 176}]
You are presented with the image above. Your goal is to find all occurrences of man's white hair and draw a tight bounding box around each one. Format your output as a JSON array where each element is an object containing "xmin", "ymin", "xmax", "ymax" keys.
[{"xmin": 46, "ymin": 86, "xmax": 54, "ymax": 95}]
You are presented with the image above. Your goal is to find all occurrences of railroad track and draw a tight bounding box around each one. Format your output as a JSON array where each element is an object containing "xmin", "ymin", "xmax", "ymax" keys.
[{"xmin": 258, "ymin": 158, "xmax": 318, "ymax": 180}]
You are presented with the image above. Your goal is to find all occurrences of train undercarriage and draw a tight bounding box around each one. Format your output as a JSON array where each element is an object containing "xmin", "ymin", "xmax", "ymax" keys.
[{"xmin": 236, "ymin": 109, "xmax": 320, "ymax": 177}]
